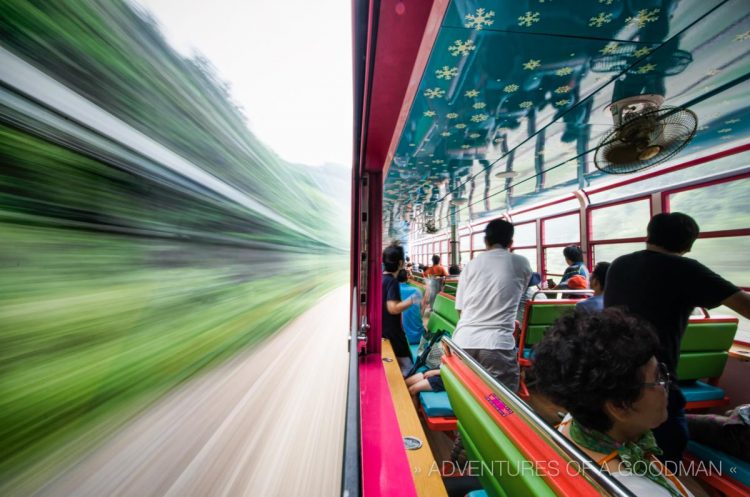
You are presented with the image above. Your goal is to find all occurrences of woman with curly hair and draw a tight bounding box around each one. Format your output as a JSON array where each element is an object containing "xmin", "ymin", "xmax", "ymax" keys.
[{"xmin": 531, "ymin": 308, "xmax": 693, "ymax": 496}]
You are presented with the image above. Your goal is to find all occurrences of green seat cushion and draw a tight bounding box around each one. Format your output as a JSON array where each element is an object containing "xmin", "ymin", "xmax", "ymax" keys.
[
  {"xmin": 434, "ymin": 294, "xmax": 460, "ymax": 325},
  {"xmin": 427, "ymin": 312, "xmax": 456, "ymax": 334},
  {"xmin": 524, "ymin": 325, "xmax": 549, "ymax": 346},
  {"xmin": 526, "ymin": 304, "xmax": 575, "ymax": 326},
  {"xmin": 676, "ymin": 352, "xmax": 728, "ymax": 380},
  {"xmin": 680, "ymin": 322, "xmax": 737, "ymax": 352}
]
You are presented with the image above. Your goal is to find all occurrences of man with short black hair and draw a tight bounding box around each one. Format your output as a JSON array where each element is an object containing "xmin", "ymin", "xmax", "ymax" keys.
[
  {"xmin": 605, "ymin": 212, "xmax": 750, "ymax": 464},
  {"xmin": 453, "ymin": 219, "xmax": 532, "ymax": 391},
  {"xmin": 576, "ymin": 261, "xmax": 610, "ymax": 313}
]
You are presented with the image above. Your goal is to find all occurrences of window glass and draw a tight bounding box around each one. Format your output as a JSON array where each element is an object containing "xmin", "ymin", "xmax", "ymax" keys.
[
  {"xmin": 513, "ymin": 222, "xmax": 536, "ymax": 247},
  {"xmin": 460, "ymin": 251, "xmax": 470, "ymax": 265},
  {"xmin": 460, "ymin": 236, "xmax": 471, "ymax": 251},
  {"xmin": 711, "ymin": 306, "xmax": 750, "ymax": 344},
  {"xmin": 590, "ymin": 200, "xmax": 650, "ymax": 241},
  {"xmin": 688, "ymin": 236, "xmax": 749, "ymax": 287},
  {"xmin": 513, "ymin": 248, "xmax": 538, "ymax": 273},
  {"xmin": 441, "ymin": 240, "xmax": 448, "ymax": 252},
  {"xmin": 669, "ymin": 179, "xmax": 750, "ymax": 232},
  {"xmin": 544, "ymin": 248, "xmax": 568, "ymax": 277},
  {"xmin": 592, "ymin": 242, "xmax": 642, "ymax": 265},
  {"xmin": 543, "ymin": 214, "xmax": 579, "ymax": 245},
  {"xmin": 472, "ymin": 231, "xmax": 484, "ymax": 248}
]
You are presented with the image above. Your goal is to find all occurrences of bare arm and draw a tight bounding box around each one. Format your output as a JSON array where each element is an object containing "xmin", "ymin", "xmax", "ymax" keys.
[
  {"xmin": 386, "ymin": 294, "xmax": 417, "ymax": 315},
  {"xmin": 721, "ymin": 290, "xmax": 750, "ymax": 319}
]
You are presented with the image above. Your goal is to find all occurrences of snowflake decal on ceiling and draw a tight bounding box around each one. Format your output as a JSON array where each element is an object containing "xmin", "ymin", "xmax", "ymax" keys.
[
  {"xmin": 461, "ymin": 144, "xmax": 471, "ymax": 149},
  {"xmin": 523, "ymin": 59, "xmax": 541, "ymax": 70},
  {"xmin": 436, "ymin": 66, "xmax": 459, "ymax": 80},
  {"xmin": 432, "ymin": 159, "xmax": 444, "ymax": 164},
  {"xmin": 555, "ymin": 99, "xmax": 570, "ymax": 107},
  {"xmin": 600, "ymin": 42, "xmax": 620, "ymax": 55},
  {"xmin": 718, "ymin": 128, "xmax": 732, "ymax": 133},
  {"xmin": 455, "ymin": 123, "xmax": 467, "ymax": 129},
  {"xmin": 725, "ymin": 119, "xmax": 740, "ymax": 124},
  {"xmin": 471, "ymin": 113, "xmax": 489, "ymax": 122},
  {"xmin": 599, "ymin": 0, "xmax": 614, "ymax": 4},
  {"xmin": 554, "ymin": 85, "xmax": 571, "ymax": 94},
  {"xmin": 446, "ymin": 112, "xmax": 459, "ymax": 119},
  {"xmin": 465, "ymin": 89, "xmax": 480, "ymax": 98},
  {"xmin": 735, "ymin": 31, "xmax": 750, "ymax": 42},
  {"xmin": 589, "ymin": 13, "xmax": 612, "ymax": 27},
  {"xmin": 635, "ymin": 63, "xmax": 657, "ymax": 74},
  {"xmin": 472, "ymin": 102, "xmax": 487, "ymax": 109},
  {"xmin": 633, "ymin": 46, "xmax": 652, "ymax": 58},
  {"xmin": 440, "ymin": 131, "xmax": 451, "ymax": 137},
  {"xmin": 449, "ymin": 39, "xmax": 476, "ymax": 57},
  {"xmin": 503, "ymin": 84, "xmax": 519, "ymax": 93},
  {"xmin": 519, "ymin": 101, "xmax": 533, "ymax": 109},
  {"xmin": 518, "ymin": 11, "xmax": 540, "ymax": 27},
  {"xmin": 424, "ymin": 88, "xmax": 445, "ymax": 99},
  {"xmin": 465, "ymin": 7, "xmax": 495, "ymax": 30},
  {"xmin": 626, "ymin": 8, "xmax": 660, "ymax": 28},
  {"xmin": 697, "ymin": 125, "xmax": 709, "ymax": 131},
  {"xmin": 469, "ymin": 133, "xmax": 481, "ymax": 138},
  {"xmin": 555, "ymin": 67, "xmax": 573, "ymax": 76},
  {"xmin": 424, "ymin": 110, "xmax": 436, "ymax": 117}
]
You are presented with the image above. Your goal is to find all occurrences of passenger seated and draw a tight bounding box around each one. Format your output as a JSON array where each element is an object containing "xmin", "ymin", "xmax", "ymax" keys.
[
  {"xmin": 406, "ymin": 369, "xmax": 444, "ymax": 396},
  {"xmin": 563, "ymin": 274, "xmax": 588, "ymax": 299},
  {"xmin": 687, "ymin": 404, "xmax": 750, "ymax": 462},
  {"xmin": 576, "ymin": 262, "xmax": 610, "ymax": 313},
  {"xmin": 550, "ymin": 245, "xmax": 589, "ymax": 290},
  {"xmin": 532, "ymin": 309, "xmax": 696, "ymax": 496},
  {"xmin": 397, "ymin": 269, "xmax": 425, "ymax": 344}
]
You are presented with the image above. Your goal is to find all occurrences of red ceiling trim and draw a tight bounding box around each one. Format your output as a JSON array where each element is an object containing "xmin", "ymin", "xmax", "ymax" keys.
[{"xmin": 361, "ymin": 0, "xmax": 448, "ymax": 174}]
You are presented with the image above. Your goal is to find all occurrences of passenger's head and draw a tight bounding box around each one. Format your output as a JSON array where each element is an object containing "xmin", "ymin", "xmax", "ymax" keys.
[
  {"xmin": 449, "ymin": 264, "xmax": 461, "ymax": 275},
  {"xmin": 590, "ymin": 261, "xmax": 610, "ymax": 294},
  {"xmin": 484, "ymin": 219, "xmax": 514, "ymax": 249},
  {"xmin": 646, "ymin": 212, "xmax": 700, "ymax": 254},
  {"xmin": 562, "ymin": 245, "xmax": 583, "ymax": 264},
  {"xmin": 396, "ymin": 268, "xmax": 408, "ymax": 283},
  {"xmin": 383, "ymin": 244, "xmax": 405, "ymax": 273},
  {"xmin": 532, "ymin": 309, "xmax": 667, "ymax": 434},
  {"xmin": 432, "ymin": 254, "xmax": 441, "ymax": 265}
]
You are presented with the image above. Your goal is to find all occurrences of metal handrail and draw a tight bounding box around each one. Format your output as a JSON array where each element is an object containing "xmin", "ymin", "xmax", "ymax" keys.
[
  {"xmin": 441, "ymin": 337, "xmax": 635, "ymax": 497},
  {"xmin": 531, "ymin": 289, "xmax": 595, "ymax": 299},
  {"xmin": 341, "ymin": 287, "xmax": 361, "ymax": 497}
]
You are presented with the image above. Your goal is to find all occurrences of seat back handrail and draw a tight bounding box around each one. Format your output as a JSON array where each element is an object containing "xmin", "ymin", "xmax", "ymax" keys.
[{"xmin": 441, "ymin": 336, "xmax": 635, "ymax": 497}]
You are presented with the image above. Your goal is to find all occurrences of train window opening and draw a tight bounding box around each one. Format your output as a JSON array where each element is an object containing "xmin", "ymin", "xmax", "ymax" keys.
[
  {"xmin": 591, "ymin": 242, "xmax": 643, "ymax": 267},
  {"xmin": 589, "ymin": 198, "xmax": 651, "ymax": 241},
  {"xmin": 667, "ymin": 176, "xmax": 750, "ymax": 232}
]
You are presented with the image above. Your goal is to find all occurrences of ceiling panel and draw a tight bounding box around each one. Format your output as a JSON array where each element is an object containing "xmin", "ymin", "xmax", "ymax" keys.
[{"xmin": 383, "ymin": 0, "xmax": 749, "ymax": 241}]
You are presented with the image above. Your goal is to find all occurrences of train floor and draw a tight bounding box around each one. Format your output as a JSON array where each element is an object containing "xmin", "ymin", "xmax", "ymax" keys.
[{"xmin": 30, "ymin": 286, "xmax": 350, "ymax": 497}]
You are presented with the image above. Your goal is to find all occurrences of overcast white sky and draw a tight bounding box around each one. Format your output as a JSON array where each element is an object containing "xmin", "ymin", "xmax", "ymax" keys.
[{"xmin": 137, "ymin": 0, "xmax": 352, "ymax": 167}]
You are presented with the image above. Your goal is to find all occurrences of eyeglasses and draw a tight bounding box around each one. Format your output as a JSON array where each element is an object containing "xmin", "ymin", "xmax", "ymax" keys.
[{"xmin": 642, "ymin": 362, "xmax": 671, "ymax": 390}]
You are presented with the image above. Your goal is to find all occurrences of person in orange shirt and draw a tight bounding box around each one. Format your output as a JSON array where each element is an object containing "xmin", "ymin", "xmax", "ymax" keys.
[{"xmin": 424, "ymin": 255, "xmax": 449, "ymax": 277}]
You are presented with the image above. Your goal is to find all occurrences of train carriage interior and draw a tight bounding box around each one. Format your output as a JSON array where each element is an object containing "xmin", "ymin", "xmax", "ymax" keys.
[{"xmin": 350, "ymin": 0, "xmax": 750, "ymax": 496}]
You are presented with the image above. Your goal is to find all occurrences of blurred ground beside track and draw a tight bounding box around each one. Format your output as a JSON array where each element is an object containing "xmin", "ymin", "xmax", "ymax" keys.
[{"xmin": 30, "ymin": 286, "xmax": 349, "ymax": 497}]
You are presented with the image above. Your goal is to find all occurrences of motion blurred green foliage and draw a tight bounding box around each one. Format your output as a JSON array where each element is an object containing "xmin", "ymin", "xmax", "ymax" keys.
[{"xmin": 0, "ymin": 0, "xmax": 349, "ymax": 491}]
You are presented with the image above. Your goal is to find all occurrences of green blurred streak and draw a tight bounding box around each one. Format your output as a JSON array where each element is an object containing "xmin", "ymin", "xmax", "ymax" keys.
[{"xmin": 0, "ymin": 0, "xmax": 350, "ymax": 491}]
